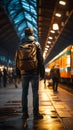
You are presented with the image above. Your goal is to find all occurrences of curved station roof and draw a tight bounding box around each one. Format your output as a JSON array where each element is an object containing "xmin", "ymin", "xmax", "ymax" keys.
[{"xmin": 0, "ymin": 0, "xmax": 73, "ymax": 67}]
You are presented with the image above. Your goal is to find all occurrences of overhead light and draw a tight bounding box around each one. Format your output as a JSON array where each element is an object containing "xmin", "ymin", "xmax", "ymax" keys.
[
  {"xmin": 48, "ymin": 36, "xmax": 53, "ymax": 39},
  {"xmin": 53, "ymin": 23, "xmax": 59, "ymax": 30},
  {"xmin": 45, "ymin": 48, "xmax": 48, "ymax": 51},
  {"xmin": 50, "ymin": 30, "xmax": 55, "ymax": 33},
  {"xmin": 59, "ymin": 1, "xmax": 66, "ymax": 6},
  {"xmin": 46, "ymin": 45, "xmax": 50, "ymax": 48},
  {"xmin": 55, "ymin": 13, "xmax": 61, "ymax": 17},
  {"xmin": 47, "ymin": 41, "xmax": 51, "ymax": 44}
]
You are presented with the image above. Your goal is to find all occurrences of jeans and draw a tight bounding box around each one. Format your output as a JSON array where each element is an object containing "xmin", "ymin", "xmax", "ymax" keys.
[
  {"xmin": 22, "ymin": 74, "xmax": 39, "ymax": 115},
  {"xmin": 52, "ymin": 78, "xmax": 59, "ymax": 91}
]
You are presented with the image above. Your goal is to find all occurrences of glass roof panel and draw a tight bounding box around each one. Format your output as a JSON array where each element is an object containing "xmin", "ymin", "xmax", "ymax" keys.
[
  {"xmin": 2, "ymin": 0, "xmax": 38, "ymax": 40},
  {"xmin": 14, "ymin": 13, "xmax": 24, "ymax": 24},
  {"xmin": 18, "ymin": 22, "xmax": 27, "ymax": 31}
]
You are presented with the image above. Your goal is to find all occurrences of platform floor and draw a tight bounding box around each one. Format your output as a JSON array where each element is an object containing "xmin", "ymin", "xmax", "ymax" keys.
[{"xmin": 0, "ymin": 80, "xmax": 73, "ymax": 130}]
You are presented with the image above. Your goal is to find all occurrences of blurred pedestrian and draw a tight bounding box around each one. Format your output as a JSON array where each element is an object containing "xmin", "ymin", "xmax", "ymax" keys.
[
  {"xmin": 12, "ymin": 68, "xmax": 21, "ymax": 88},
  {"xmin": 50, "ymin": 65, "xmax": 60, "ymax": 92},
  {"xmin": 3, "ymin": 67, "xmax": 8, "ymax": 87}
]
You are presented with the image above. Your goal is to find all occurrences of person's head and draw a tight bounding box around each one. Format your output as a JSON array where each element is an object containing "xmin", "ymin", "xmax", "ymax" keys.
[
  {"xmin": 55, "ymin": 64, "xmax": 59, "ymax": 68},
  {"xmin": 25, "ymin": 27, "xmax": 34, "ymax": 36}
]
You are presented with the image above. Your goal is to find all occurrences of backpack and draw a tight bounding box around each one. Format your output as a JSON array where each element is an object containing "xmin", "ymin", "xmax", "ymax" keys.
[{"xmin": 16, "ymin": 42, "xmax": 38, "ymax": 71}]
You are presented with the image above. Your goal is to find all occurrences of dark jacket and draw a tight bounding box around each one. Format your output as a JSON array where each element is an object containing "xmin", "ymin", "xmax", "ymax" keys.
[
  {"xmin": 50, "ymin": 68, "xmax": 60, "ymax": 80},
  {"xmin": 15, "ymin": 36, "xmax": 45, "ymax": 79}
]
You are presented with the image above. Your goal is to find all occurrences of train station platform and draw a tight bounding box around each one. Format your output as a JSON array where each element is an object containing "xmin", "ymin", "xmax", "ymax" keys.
[{"xmin": 0, "ymin": 80, "xmax": 73, "ymax": 130}]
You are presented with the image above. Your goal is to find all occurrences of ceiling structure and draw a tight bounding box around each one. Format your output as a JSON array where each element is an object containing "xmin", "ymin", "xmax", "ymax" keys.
[
  {"xmin": 0, "ymin": 0, "xmax": 38, "ymax": 66},
  {"xmin": 0, "ymin": 0, "xmax": 73, "ymax": 67},
  {"xmin": 37, "ymin": 0, "xmax": 73, "ymax": 65},
  {"xmin": 0, "ymin": 5, "xmax": 20, "ymax": 66}
]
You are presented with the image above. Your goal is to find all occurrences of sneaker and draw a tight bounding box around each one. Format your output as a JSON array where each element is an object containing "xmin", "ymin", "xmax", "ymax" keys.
[
  {"xmin": 22, "ymin": 114, "xmax": 29, "ymax": 119},
  {"xmin": 34, "ymin": 113, "xmax": 43, "ymax": 119}
]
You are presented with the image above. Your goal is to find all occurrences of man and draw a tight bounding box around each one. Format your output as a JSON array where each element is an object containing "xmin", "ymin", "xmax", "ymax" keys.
[
  {"xmin": 3, "ymin": 67, "xmax": 8, "ymax": 87},
  {"xmin": 50, "ymin": 65, "xmax": 60, "ymax": 92},
  {"xmin": 15, "ymin": 27, "xmax": 45, "ymax": 119}
]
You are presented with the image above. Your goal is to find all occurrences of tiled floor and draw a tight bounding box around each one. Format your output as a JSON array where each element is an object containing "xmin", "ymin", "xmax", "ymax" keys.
[{"xmin": 0, "ymin": 80, "xmax": 73, "ymax": 130}]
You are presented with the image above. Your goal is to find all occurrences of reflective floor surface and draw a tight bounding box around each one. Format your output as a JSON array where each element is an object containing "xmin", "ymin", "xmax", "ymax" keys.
[{"xmin": 0, "ymin": 80, "xmax": 73, "ymax": 130}]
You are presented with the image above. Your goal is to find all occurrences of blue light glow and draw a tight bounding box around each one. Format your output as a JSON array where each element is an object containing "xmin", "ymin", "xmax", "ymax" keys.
[{"xmin": 3, "ymin": 0, "xmax": 38, "ymax": 39}]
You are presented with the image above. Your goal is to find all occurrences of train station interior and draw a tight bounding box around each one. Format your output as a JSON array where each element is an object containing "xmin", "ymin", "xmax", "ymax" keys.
[
  {"xmin": 0, "ymin": 0, "xmax": 73, "ymax": 130},
  {"xmin": 0, "ymin": 0, "xmax": 73, "ymax": 67}
]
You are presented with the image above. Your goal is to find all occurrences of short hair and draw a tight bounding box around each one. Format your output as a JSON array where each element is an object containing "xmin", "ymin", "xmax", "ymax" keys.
[{"xmin": 25, "ymin": 28, "xmax": 34, "ymax": 36}]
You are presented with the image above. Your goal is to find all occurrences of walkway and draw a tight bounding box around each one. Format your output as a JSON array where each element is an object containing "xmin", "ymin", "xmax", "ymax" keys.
[{"xmin": 0, "ymin": 80, "xmax": 73, "ymax": 130}]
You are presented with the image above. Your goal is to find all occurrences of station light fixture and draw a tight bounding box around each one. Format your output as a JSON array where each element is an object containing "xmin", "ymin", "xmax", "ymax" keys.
[
  {"xmin": 44, "ymin": 0, "xmax": 67, "ymax": 61},
  {"xmin": 55, "ymin": 13, "xmax": 61, "ymax": 17},
  {"xmin": 50, "ymin": 30, "xmax": 55, "ymax": 33},
  {"xmin": 53, "ymin": 23, "xmax": 59, "ymax": 30},
  {"xmin": 59, "ymin": 0, "xmax": 66, "ymax": 6},
  {"xmin": 47, "ymin": 41, "xmax": 51, "ymax": 44},
  {"xmin": 48, "ymin": 36, "xmax": 53, "ymax": 39},
  {"xmin": 45, "ymin": 48, "xmax": 48, "ymax": 51},
  {"xmin": 46, "ymin": 45, "xmax": 50, "ymax": 48}
]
